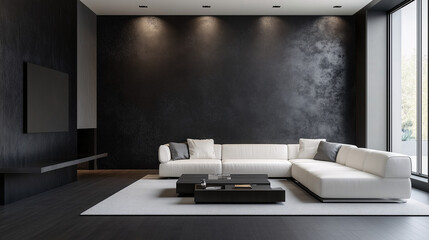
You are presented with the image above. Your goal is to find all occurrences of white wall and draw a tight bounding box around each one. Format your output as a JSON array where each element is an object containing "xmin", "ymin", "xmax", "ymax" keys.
[{"xmin": 366, "ymin": 11, "xmax": 387, "ymax": 151}]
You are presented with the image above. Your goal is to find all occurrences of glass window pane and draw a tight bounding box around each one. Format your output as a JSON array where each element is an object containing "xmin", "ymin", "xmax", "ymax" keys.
[{"xmin": 391, "ymin": 1, "xmax": 418, "ymax": 173}]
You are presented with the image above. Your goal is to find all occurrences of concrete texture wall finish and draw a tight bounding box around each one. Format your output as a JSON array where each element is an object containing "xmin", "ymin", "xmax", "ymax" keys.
[{"xmin": 97, "ymin": 16, "xmax": 356, "ymax": 169}]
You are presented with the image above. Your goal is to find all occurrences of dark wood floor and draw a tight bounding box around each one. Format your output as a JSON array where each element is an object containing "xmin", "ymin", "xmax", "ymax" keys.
[{"xmin": 1, "ymin": 170, "xmax": 429, "ymax": 240}]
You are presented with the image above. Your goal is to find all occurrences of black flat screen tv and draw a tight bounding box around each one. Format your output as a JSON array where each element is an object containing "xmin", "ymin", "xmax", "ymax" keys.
[{"xmin": 25, "ymin": 62, "xmax": 69, "ymax": 133}]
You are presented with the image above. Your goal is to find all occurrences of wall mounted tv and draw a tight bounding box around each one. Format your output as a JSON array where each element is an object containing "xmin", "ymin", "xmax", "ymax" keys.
[{"xmin": 25, "ymin": 62, "xmax": 69, "ymax": 133}]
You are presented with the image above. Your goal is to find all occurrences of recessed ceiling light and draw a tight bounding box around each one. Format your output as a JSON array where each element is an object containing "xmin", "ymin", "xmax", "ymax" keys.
[
  {"xmin": 139, "ymin": 5, "xmax": 148, "ymax": 8},
  {"xmin": 272, "ymin": 6, "xmax": 281, "ymax": 8},
  {"xmin": 333, "ymin": 6, "xmax": 342, "ymax": 8},
  {"xmin": 202, "ymin": 5, "xmax": 211, "ymax": 8}
]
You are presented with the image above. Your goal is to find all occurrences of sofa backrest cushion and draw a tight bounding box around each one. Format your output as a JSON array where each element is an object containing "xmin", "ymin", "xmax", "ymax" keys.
[
  {"xmin": 336, "ymin": 145, "xmax": 358, "ymax": 165},
  {"xmin": 341, "ymin": 147, "xmax": 411, "ymax": 178},
  {"xmin": 188, "ymin": 139, "xmax": 216, "ymax": 159},
  {"xmin": 290, "ymin": 143, "xmax": 356, "ymax": 161},
  {"xmin": 345, "ymin": 148, "xmax": 368, "ymax": 170},
  {"xmin": 159, "ymin": 144, "xmax": 222, "ymax": 162},
  {"xmin": 188, "ymin": 142, "xmax": 222, "ymax": 159},
  {"xmin": 297, "ymin": 138, "xmax": 326, "ymax": 159},
  {"xmin": 287, "ymin": 144, "xmax": 300, "ymax": 160},
  {"xmin": 214, "ymin": 144, "xmax": 222, "ymax": 159},
  {"xmin": 222, "ymin": 144, "xmax": 288, "ymax": 159}
]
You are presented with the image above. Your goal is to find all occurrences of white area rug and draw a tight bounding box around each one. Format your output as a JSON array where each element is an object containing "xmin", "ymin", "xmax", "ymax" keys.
[{"xmin": 81, "ymin": 179, "xmax": 429, "ymax": 216}]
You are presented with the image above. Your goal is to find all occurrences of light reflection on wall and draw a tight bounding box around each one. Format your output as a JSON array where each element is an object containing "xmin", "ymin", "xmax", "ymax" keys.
[
  {"xmin": 130, "ymin": 16, "xmax": 174, "ymax": 68},
  {"xmin": 316, "ymin": 16, "xmax": 347, "ymax": 40},
  {"xmin": 190, "ymin": 16, "xmax": 224, "ymax": 60},
  {"xmin": 193, "ymin": 16, "xmax": 222, "ymax": 43},
  {"xmin": 254, "ymin": 16, "xmax": 288, "ymax": 56},
  {"xmin": 135, "ymin": 16, "xmax": 168, "ymax": 48},
  {"xmin": 257, "ymin": 16, "xmax": 284, "ymax": 36}
]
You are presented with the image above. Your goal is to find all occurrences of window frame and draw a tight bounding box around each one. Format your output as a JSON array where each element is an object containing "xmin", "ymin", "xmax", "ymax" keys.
[{"xmin": 388, "ymin": 0, "xmax": 428, "ymax": 178}]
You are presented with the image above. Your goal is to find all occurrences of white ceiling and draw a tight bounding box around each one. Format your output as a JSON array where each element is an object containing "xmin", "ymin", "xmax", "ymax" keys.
[{"xmin": 80, "ymin": 0, "xmax": 374, "ymax": 16}]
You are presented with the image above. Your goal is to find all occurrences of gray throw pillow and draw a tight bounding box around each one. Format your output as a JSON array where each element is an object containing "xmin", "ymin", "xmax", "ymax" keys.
[
  {"xmin": 169, "ymin": 142, "xmax": 189, "ymax": 160},
  {"xmin": 313, "ymin": 141, "xmax": 342, "ymax": 162}
]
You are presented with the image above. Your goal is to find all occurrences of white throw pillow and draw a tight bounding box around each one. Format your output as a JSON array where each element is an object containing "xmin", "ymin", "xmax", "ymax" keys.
[
  {"xmin": 298, "ymin": 138, "xmax": 326, "ymax": 159},
  {"xmin": 187, "ymin": 139, "xmax": 216, "ymax": 159}
]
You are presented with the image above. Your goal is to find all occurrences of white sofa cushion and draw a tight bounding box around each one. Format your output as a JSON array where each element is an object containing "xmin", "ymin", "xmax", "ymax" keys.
[
  {"xmin": 289, "ymin": 159, "xmax": 321, "ymax": 164},
  {"xmin": 336, "ymin": 145, "xmax": 358, "ymax": 165},
  {"xmin": 222, "ymin": 159, "xmax": 292, "ymax": 177},
  {"xmin": 345, "ymin": 147, "xmax": 369, "ymax": 171},
  {"xmin": 297, "ymin": 139, "xmax": 326, "ymax": 159},
  {"xmin": 159, "ymin": 159, "xmax": 222, "ymax": 177},
  {"xmin": 292, "ymin": 161, "xmax": 411, "ymax": 199},
  {"xmin": 214, "ymin": 144, "xmax": 222, "ymax": 160},
  {"xmin": 222, "ymin": 144, "xmax": 288, "ymax": 159},
  {"xmin": 187, "ymin": 139, "xmax": 216, "ymax": 159},
  {"xmin": 287, "ymin": 144, "xmax": 300, "ymax": 160},
  {"xmin": 159, "ymin": 144, "xmax": 221, "ymax": 163},
  {"xmin": 158, "ymin": 145, "xmax": 171, "ymax": 163},
  {"xmin": 292, "ymin": 161, "xmax": 350, "ymax": 182}
]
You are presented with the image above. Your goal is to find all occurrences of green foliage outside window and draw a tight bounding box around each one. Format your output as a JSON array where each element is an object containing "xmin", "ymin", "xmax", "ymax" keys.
[{"xmin": 401, "ymin": 51, "xmax": 428, "ymax": 141}]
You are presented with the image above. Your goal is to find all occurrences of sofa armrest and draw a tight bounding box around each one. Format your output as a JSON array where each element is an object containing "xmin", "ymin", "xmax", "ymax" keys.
[
  {"xmin": 158, "ymin": 145, "xmax": 171, "ymax": 163},
  {"xmin": 384, "ymin": 155, "xmax": 412, "ymax": 178},
  {"xmin": 364, "ymin": 150, "xmax": 411, "ymax": 178}
]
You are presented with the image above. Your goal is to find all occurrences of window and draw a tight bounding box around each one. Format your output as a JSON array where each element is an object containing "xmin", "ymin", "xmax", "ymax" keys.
[{"xmin": 390, "ymin": 0, "xmax": 428, "ymax": 177}]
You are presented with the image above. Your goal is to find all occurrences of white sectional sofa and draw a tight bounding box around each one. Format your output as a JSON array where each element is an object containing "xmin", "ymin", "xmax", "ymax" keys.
[{"xmin": 158, "ymin": 143, "xmax": 412, "ymax": 202}]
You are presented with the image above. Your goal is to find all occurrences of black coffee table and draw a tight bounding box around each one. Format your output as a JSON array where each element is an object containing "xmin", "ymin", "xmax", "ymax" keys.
[{"xmin": 176, "ymin": 174, "xmax": 285, "ymax": 203}]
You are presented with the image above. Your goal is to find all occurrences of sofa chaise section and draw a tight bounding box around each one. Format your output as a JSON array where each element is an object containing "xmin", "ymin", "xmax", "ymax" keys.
[{"xmin": 290, "ymin": 145, "xmax": 412, "ymax": 201}]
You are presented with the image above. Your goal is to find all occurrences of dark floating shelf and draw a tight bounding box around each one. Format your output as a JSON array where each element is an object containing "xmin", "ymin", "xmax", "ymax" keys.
[{"xmin": 0, "ymin": 153, "xmax": 108, "ymax": 174}]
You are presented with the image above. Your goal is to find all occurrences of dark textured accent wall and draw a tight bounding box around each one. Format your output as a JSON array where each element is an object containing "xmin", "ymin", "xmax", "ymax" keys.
[
  {"xmin": 78, "ymin": 2, "xmax": 97, "ymax": 129},
  {"xmin": 97, "ymin": 16, "xmax": 356, "ymax": 169},
  {"xmin": 0, "ymin": 0, "xmax": 77, "ymax": 203}
]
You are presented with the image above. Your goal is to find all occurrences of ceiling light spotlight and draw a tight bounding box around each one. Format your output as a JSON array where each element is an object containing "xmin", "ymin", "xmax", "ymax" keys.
[
  {"xmin": 139, "ymin": 5, "xmax": 148, "ymax": 8},
  {"xmin": 333, "ymin": 6, "xmax": 342, "ymax": 8},
  {"xmin": 202, "ymin": 5, "xmax": 211, "ymax": 8},
  {"xmin": 272, "ymin": 5, "xmax": 281, "ymax": 8}
]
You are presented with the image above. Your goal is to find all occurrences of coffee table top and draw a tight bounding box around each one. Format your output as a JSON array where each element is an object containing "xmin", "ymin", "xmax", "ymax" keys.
[
  {"xmin": 177, "ymin": 174, "xmax": 270, "ymax": 185},
  {"xmin": 176, "ymin": 174, "xmax": 285, "ymax": 203}
]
